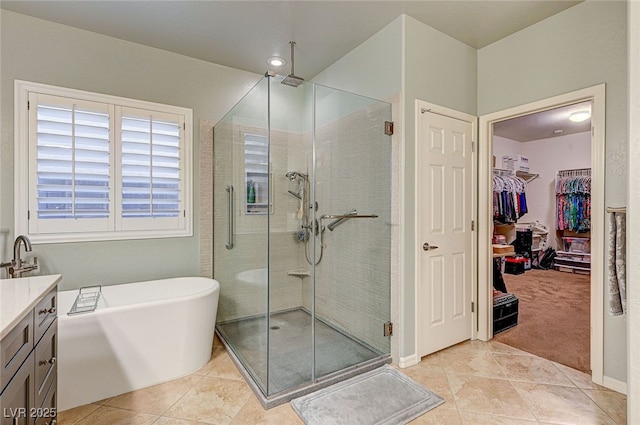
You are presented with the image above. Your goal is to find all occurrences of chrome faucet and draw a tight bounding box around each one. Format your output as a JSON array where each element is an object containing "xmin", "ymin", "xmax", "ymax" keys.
[
  {"xmin": 1, "ymin": 235, "xmax": 38, "ymax": 278},
  {"xmin": 14, "ymin": 235, "xmax": 32, "ymax": 268}
]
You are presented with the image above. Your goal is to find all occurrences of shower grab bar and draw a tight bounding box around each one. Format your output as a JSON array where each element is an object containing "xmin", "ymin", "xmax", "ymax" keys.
[
  {"xmin": 226, "ymin": 184, "xmax": 234, "ymax": 250},
  {"xmin": 320, "ymin": 209, "xmax": 378, "ymax": 231}
]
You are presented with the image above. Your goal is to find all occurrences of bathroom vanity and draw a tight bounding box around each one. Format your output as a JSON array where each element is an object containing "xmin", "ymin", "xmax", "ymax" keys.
[{"xmin": 0, "ymin": 275, "xmax": 60, "ymax": 425}]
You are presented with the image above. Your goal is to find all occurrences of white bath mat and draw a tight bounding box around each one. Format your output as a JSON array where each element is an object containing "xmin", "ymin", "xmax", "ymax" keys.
[{"xmin": 290, "ymin": 365, "xmax": 444, "ymax": 425}]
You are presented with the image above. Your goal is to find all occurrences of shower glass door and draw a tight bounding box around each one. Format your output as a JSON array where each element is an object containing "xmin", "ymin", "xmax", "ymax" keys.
[
  {"xmin": 213, "ymin": 77, "xmax": 270, "ymax": 394},
  {"xmin": 311, "ymin": 85, "xmax": 392, "ymax": 380},
  {"xmin": 265, "ymin": 76, "xmax": 315, "ymax": 395}
]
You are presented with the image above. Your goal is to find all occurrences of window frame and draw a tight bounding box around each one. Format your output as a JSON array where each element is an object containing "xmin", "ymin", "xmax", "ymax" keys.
[{"xmin": 15, "ymin": 80, "xmax": 193, "ymax": 243}]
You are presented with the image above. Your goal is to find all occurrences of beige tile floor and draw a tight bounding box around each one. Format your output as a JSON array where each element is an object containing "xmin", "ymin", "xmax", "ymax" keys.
[{"xmin": 57, "ymin": 338, "xmax": 626, "ymax": 425}]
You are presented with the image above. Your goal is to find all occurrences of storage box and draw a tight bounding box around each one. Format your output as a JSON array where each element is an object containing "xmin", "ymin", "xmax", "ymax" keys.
[
  {"xmin": 493, "ymin": 244, "xmax": 514, "ymax": 255},
  {"xmin": 501, "ymin": 155, "xmax": 516, "ymax": 170},
  {"xmin": 493, "ymin": 293, "xmax": 519, "ymax": 335},
  {"xmin": 501, "ymin": 154, "xmax": 529, "ymax": 172},
  {"xmin": 494, "ymin": 223, "xmax": 515, "ymax": 242},
  {"xmin": 562, "ymin": 237, "xmax": 590, "ymax": 253},
  {"xmin": 504, "ymin": 257, "xmax": 527, "ymax": 275}
]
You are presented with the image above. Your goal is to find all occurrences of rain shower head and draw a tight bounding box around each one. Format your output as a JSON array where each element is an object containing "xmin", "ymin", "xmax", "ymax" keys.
[
  {"xmin": 282, "ymin": 41, "xmax": 305, "ymax": 87},
  {"xmin": 282, "ymin": 74, "xmax": 305, "ymax": 87}
]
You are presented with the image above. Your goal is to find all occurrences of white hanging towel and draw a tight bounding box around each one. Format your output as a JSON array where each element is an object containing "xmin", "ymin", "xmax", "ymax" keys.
[{"xmin": 608, "ymin": 211, "xmax": 627, "ymax": 315}]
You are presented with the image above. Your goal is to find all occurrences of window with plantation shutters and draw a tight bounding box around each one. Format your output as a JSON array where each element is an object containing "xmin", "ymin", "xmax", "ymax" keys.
[
  {"xmin": 16, "ymin": 81, "xmax": 192, "ymax": 243},
  {"xmin": 117, "ymin": 107, "xmax": 184, "ymax": 231}
]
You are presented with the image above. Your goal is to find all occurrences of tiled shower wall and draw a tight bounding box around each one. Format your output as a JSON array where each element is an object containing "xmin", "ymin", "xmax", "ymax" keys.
[
  {"xmin": 209, "ymin": 119, "xmax": 309, "ymax": 322},
  {"xmin": 301, "ymin": 101, "xmax": 392, "ymax": 353}
]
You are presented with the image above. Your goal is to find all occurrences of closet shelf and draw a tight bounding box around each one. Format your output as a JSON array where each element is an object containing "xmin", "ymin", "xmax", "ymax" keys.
[{"xmin": 515, "ymin": 170, "xmax": 539, "ymax": 183}]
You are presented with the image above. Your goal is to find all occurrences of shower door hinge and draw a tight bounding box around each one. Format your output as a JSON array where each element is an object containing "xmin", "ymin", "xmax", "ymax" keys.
[
  {"xmin": 384, "ymin": 321, "xmax": 393, "ymax": 337},
  {"xmin": 471, "ymin": 302, "xmax": 475, "ymax": 313},
  {"xmin": 471, "ymin": 141, "xmax": 475, "ymax": 152},
  {"xmin": 471, "ymin": 220, "xmax": 475, "ymax": 231},
  {"xmin": 385, "ymin": 121, "xmax": 394, "ymax": 136}
]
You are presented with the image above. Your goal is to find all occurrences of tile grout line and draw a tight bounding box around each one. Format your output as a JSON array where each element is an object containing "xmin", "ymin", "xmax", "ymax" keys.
[{"xmin": 575, "ymin": 386, "xmax": 626, "ymax": 425}]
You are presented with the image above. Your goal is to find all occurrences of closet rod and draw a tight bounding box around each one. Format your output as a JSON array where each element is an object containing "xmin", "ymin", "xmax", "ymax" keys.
[
  {"xmin": 493, "ymin": 168, "xmax": 514, "ymax": 176},
  {"xmin": 606, "ymin": 207, "xmax": 626, "ymax": 213},
  {"xmin": 557, "ymin": 168, "xmax": 591, "ymax": 177}
]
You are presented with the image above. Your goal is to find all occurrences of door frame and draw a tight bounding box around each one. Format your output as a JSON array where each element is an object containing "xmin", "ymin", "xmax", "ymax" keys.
[
  {"xmin": 477, "ymin": 84, "xmax": 606, "ymax": 385},
  {"xmin": 414, "ymin": 100, "xmax": 479, "ymax": 356}
]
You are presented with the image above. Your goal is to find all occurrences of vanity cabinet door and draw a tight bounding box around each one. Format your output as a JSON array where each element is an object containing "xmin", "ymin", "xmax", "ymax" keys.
[
  {"xmin": 0, "ymin": 351, "xmax": 34, "ymax": 425},
  {"xmin": 34, "ymin": 320, "xmax": 56, "ymax": 410},
  {"xmin": 0, "ymin": 313, "xmax": 33, "ymax": 393},
  {"xmin": 33, "ymin": 377, "xmax": 56, "ymax": 425}
]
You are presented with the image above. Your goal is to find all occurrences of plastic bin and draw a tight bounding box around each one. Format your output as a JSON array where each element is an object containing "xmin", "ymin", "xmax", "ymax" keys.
[
  {"xmin": 504, "ymin": 257, "xmax": 527, "ymax": 275},
  {"xmin": 493, "ymin": 293, "xmax": 519, "ymax": 335},
  {"xmin": 562, "ymin": 237, "xmax": 590, "ymax": 253}
]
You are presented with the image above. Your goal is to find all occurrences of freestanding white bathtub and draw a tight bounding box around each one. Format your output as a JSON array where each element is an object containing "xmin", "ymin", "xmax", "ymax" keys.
[{"xmin": 57, "ymin": 277, "xmax": 220, "ymax": 411}]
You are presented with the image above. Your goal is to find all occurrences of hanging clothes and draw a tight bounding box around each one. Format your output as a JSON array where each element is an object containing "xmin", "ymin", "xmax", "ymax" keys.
[
  {"xmin": 493, "ymin": 173, "xmax": 528, "ymax": 223},
  {"xmin": 556, "ymin": 171, "xmax": 591, "ymax": 232}
]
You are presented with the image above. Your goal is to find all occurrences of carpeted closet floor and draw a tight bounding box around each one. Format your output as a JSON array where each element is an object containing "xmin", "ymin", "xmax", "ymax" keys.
[{"xmin": 494, "ymin": 268, "xmax": 591, "ymax": 373}]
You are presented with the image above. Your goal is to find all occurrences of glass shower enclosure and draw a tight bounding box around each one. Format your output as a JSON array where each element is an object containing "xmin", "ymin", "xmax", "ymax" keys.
[{"xmin": 213, "ymin": 73, "xmax": 392, "ymax": 407}]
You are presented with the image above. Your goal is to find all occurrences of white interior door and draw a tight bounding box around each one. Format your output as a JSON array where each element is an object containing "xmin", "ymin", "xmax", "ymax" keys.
[{"xmin": 417, "ymin": 103, "xmax": 475, "ymax": 357}]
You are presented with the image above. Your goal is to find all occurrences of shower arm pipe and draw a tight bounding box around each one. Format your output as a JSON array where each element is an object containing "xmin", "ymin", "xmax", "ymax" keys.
[{"xmin": 225, "ymin": 185, "xmax": 234, "ymax": 250}]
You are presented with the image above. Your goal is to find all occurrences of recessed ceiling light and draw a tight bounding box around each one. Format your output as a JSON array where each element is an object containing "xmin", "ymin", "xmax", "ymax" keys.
[
  {"xmin": 569, "ymin": 110, "xmax": 591, "ymax": 122},
  {"xmin": 267, "ymin": 57, "xmax": 286, "ymax": 67}
]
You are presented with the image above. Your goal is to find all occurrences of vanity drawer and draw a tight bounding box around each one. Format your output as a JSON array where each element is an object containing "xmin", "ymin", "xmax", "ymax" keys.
[
  {"xmin": 0, "ymin": 312, "xmax": 33, "ymax": 393},
  {"xmin": 34, "ymin": 289, "xmax": 56, "ymax": 344},
  {"xmin": 34, "ymin": 319, "xmax": 56, "ymax": 409}
]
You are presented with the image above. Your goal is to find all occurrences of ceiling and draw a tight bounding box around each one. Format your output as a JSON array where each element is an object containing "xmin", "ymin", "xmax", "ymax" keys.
[
  {"xmin": 493, "ymin": 101, "xmax": 592, "ymax": 142},
  {"xmin": 1, "ymin": 0, "xmax": 582, "ymax": 79},
  {"xmin": 1, "ymin": 0, "xmax": 586, "ymax": 140}
]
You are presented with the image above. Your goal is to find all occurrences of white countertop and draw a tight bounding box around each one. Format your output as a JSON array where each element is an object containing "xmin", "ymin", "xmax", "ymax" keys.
[{"xmin": 0, "ymin": 274, "xmax": 61, "ymax": 339}]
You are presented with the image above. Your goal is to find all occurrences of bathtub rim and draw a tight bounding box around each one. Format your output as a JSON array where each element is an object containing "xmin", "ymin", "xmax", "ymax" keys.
[{"xmin": 57, "ymin": 276, "xmax": 220, "ymax": 318}]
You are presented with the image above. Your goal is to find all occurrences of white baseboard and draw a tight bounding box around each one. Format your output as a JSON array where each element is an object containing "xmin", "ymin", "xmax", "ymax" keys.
[
  {"xmin": 602, "ymin": 375, "xmax": 627, "ymax": 394},
  {"xmin": 398, "ymin": 354, "xmax": 420, "ymax": 369}
]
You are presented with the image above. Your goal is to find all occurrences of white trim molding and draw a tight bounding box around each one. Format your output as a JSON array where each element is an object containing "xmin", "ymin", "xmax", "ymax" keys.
[
  {"xmin": 478, "ymin": 84, "xmax": 606, "ymax": 387},
  {"xmin": 398, "ymin": 354, "xmax": 420, "ymax": 369}
]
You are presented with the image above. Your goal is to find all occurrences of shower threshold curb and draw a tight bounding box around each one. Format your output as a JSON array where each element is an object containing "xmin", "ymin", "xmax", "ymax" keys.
[{"xmin": 215, "ymin": 329, "xmax": 392, "ymax": 410}]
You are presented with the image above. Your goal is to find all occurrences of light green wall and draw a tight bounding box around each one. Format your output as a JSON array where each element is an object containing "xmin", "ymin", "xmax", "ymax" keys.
[
  {"xmin": 0, "ymin": 11, "xmax": 259, "ymax": 290},
  {"xmin": 312, "ymin": 17, "xmax": 402, "ymax": 101},
  {"xmin": 313, "ymin": 15, "xmax": 477, "ymax": 360},
  {"xmin": 478, "ymin": 0, "xmax": 627, "ymax": 383},
  {"xmin": 402, "ymin": 15, "xmax": 477, "ymax": 358}
]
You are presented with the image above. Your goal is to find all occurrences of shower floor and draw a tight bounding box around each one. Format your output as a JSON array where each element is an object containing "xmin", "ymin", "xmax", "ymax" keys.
[{"xmin": 217, "ymin": 308, "xmax": 387, "ymax": 402}]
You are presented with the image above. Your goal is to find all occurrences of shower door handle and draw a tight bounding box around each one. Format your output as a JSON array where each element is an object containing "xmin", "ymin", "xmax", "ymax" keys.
[
  {"xmin": 226, "ymin": 185, "xmax": 234, "ymax": 250},
  {"xmin": 320, "ymin": 214, "xmax": 379, "ymax": 219}
]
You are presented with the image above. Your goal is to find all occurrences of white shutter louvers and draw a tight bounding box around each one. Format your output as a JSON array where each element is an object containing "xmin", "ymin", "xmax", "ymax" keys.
[
  {"xmin": 36, "ymin": 102, "xmax": 110, "ymax": 219},
  {"xmin": 18, "ymin": 81, "xmax": 192, "ymax": 242}
]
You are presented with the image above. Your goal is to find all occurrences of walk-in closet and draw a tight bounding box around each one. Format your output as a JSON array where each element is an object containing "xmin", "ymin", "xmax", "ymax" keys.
[{"xmin": 490, "ymin": 101, "xmax": 593, "ymax": 373}]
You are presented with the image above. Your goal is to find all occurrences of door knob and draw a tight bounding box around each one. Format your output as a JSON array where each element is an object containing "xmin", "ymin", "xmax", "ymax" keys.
[{"xmin": 422, "ymin": 242, "xmax": 439, "ymax": 251}]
